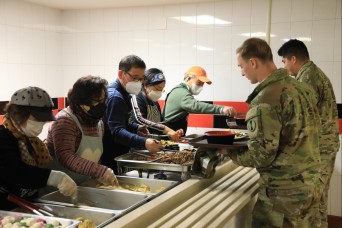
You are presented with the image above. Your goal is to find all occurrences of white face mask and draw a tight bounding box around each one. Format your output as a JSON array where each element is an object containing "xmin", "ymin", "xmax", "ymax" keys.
[
  {"xmin": 21, "ymin": 119, "xmax": 45, "ymax": 137},
  {"xmin": 190, "ymin": 84, "xmax": 203, "ymax": 95},
  {"xmin": 125, "ymin": 81, "xmax": 142, "ymax": 95},
  {"xmin": 147, "ymin": 90, "xmax": 163, "ymax": 102}
]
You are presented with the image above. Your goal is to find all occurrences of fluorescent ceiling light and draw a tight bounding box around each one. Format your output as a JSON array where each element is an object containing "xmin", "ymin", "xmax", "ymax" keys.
[
  {"xmin": 172, "ymin": 15, "xmax": 231, "ymax": 25},
  {"xmin": 240, "ymin": 32, "xmax": 276, "ymax": 37},
  {"xmin": 282, "ymin": 37, "xmax": 312, "ymax": 42},
  {"xmin": 193, "ymin": 45, "xmax": 213, "ymax": 51}
]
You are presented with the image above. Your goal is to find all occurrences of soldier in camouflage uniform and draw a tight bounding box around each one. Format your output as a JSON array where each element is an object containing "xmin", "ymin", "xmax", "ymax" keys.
[
  {"xmin": 278, "ymin": 39, "xmax": 340, "ymax": 228},
  {"xmin": 229, "ymin": 38, "xmax": 322, "ymax": 227}
]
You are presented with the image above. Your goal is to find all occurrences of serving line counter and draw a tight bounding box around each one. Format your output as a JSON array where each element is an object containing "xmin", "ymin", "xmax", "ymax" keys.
[{"xmin": 107, "ymin": 160, "xmax": 259, "ymax": 228}]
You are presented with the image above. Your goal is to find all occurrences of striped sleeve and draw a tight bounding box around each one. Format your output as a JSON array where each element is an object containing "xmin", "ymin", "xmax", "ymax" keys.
[{"xmin": 130, "ymin": 95, "xmax": 165, "ymax": 132}]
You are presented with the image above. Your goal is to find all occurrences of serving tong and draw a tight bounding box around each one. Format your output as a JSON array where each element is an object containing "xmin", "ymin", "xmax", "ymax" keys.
[
  {"xmin": 7, "ymin": 193, "xmax": 55, "ymax": 217},
  {"xmin": 132, "ymin": 151, "xmax": 164, "ymax": 163}
]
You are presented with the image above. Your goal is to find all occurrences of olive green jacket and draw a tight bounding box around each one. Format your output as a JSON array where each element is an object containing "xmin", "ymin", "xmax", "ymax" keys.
[
  {"xmin": 163, "ymin": 83, "xmax": 222, "ymax": 132},
  {"xmin": 231, "ymin": 68, "xmax": 321, "ymax": 189}
]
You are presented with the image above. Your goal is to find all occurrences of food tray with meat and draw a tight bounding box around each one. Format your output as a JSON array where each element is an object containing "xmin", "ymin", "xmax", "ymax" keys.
[
  {"xmin": 0, "ymin": 210, "xmax": 80, "ymax": 228},
  {"xmin": 115, "ymin": 150, "xmax": 196, "ymax": 180}
]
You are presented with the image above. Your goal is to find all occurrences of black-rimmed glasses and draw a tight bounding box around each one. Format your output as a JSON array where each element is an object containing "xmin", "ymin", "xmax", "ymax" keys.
[{"xmin": 125, "ymin": 71, "xmax": 144, "ymax": 82}]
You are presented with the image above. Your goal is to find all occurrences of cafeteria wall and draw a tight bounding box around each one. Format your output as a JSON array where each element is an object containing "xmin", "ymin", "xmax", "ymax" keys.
[{"xmin": 0, "ymin": 0, "xmax": 341, "ymax": 216}]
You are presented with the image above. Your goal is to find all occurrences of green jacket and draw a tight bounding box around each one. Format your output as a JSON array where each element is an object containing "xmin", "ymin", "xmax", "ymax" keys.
[
  {"xmin": 296, "ymin": 61, "xmax": 340, "ymax": 154},
  {"xmin": 231, "ymin": 68, "xmax": 321, "ymax": 189},
  {"xmin": 163, "ymin": 83, "xmax": 222, "ymax": 133}
]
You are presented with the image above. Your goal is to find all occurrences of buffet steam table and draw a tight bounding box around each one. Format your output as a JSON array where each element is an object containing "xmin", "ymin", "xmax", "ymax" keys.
[{"xmin": 108, "ymin": 160, "xmax": 259, "ymax": 228}]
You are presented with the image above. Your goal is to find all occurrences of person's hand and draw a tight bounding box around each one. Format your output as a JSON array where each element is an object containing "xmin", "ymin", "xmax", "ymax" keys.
[
  {"xmin": 166, "ymin": 129, "xmax": 184, "ymax": 142},
  {"xmin": 167, "ymin": 130, "xmax": 181, "ymax": 142},
  {"xmin": 176, "ymin": 129, "xmax": 184, "ymax": 137},
  {"xmin": 97, "ymin": 168, "xmax": 119, "ymax": 186},
  {"xmin": 137, "ymin": 125, "xmax": 149, "ymax": 136},
  {"xmin": 145, "ymin": 138, "xmax": 164, "ymax": 152},
  {"xmin": 221, "ymin": 106, "xmax": 235, "ymax": 117},
  {"xmin": 47, "ymin": 171, "xmax": 77, "ymax": 199}
]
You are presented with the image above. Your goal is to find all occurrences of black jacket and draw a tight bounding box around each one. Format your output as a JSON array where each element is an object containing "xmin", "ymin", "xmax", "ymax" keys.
[{"xmin": 0, "ymin": 125, "xmax": 51, "ymax": 210}]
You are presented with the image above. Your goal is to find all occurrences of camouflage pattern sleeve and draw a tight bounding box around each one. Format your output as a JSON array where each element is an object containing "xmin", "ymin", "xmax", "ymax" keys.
[
  {"xmin": 296, "ymin": 61, "xmax": 340, "ymax": 153},
  {"xmin": 233, "ymin": 103, "xmax": 282, "ymax": 168}
]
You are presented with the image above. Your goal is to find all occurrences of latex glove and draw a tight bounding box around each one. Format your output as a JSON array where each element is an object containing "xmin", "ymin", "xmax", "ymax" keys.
[
  {"xmin": 97, "ymin": 168, "xmax": 119, "ymax": 186},
  {"xmin": 145, "ymin": 138, "xmax": 164, "ymax": 152},
  {"xmin": 221, "ymin": 106, "xmax": 235, "ymax": 117},
  {"xmin": 47, "ymin": 170, "xmax": 77, "ymax": 199}
]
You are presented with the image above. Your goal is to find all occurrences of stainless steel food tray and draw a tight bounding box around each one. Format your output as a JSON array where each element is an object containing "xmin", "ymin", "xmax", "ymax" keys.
[
  {"xmin": 0, "ymin": 210, "xmax": 80, "ymax": 227},
  {"xmin": 37, "ymin": 186, "xmax": 151, "ymax": 214},
  {"xmin": 81, "ymin": 176, "xmax": 179, "ymax": 196},
  {"xmin": 12, "ymin": 204, "xmax": 116, "ymax": 228},
  {"xmin": 115, "ymin": 152, "xmax": 193, "ymax": 180}
]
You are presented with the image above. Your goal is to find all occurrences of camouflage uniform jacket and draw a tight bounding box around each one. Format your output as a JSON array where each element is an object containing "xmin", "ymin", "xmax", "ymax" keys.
[
  {"xmin": 296, "ymin": 61, "xmax": 340, "ymax": 154},
  {"xmin": 232, "ymin": 68, "xmax": 321, "ymax": 190}
]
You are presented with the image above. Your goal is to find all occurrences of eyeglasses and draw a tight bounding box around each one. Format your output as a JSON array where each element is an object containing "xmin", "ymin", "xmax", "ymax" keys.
[{"xmin": 125, "ymin": 71, "xmax": 145, "ymax": 82}]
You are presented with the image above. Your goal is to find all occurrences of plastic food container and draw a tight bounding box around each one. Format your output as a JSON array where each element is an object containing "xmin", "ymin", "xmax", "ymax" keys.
[{"xmin": 204, "ymin": 131, "xmax": 236, "ymax": 145}]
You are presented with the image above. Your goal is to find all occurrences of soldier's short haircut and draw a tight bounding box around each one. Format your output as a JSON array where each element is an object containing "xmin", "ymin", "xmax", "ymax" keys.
[
  {"xmin": 119, "ymin": 55, "xmax": 146, "ymax": 72},
  {"xmin": 277, "ymin": 39, "xmax": 310, "ymax": 61},
  {"xmin": 236, "ymin": 38, "xmax": 273, "ymax": 63}
]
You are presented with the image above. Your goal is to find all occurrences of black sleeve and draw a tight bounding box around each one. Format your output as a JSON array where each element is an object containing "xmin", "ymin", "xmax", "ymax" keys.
[{"xmin": 0, "ymin": 127, "xmax": 51, "ymax": 189}]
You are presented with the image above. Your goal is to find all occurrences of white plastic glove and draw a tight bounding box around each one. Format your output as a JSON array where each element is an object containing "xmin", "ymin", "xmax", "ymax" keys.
[
  {"xmin": 97, "ymin": 168, "xmax": 119, "ymax": 186},
  {"xmin": 47, "ymin": 170, "xmax": 77, "ymax": 199}
]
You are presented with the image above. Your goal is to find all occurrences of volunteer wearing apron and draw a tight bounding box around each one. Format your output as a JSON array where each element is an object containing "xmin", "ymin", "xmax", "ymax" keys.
[
  {"xmin": 46, "ymin": 76, "xmax": 118, "ymax": 186},
  {"xmin": 131, "ymin": 68, "xmax": 183, "ymax": 141}
]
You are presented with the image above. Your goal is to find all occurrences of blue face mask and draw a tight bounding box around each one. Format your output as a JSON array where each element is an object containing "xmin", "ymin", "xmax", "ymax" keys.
[{"xmin": 88, "ymin": 103, "xmax": 107, "ymax": 119}]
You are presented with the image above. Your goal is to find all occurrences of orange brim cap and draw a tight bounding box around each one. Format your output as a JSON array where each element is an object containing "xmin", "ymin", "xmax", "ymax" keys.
[{"xmin": 197, "ymin": 76, "xmax": 212, "ymax": 85}]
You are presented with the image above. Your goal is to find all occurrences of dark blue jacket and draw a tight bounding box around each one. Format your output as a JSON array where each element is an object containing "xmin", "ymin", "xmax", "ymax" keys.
[{"xmin": 101, "ymin": 79, "xmax": 146, "ymax": 172}]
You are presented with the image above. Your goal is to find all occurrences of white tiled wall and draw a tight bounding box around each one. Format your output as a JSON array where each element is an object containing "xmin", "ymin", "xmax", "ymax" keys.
[
  {"xmin": 0, "ymin": 0, "xmax": 341, "ymax": 216},
  {"xmin": 0, "ymin": 0, "xmax": 62, "ymax": 98}
]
